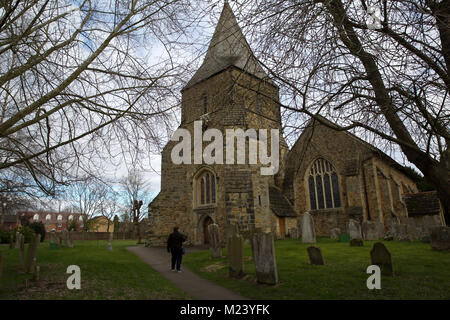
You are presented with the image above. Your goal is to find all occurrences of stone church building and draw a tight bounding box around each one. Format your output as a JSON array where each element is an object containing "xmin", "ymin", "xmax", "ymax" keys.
[{"xmin": 147, "ymin": 3, "xmax": 436, "ymax": 246}]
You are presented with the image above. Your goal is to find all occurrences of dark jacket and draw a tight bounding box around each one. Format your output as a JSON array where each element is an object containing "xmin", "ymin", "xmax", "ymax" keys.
[{"xmin": 167, "ymin": 231, "xmax": 187, "ymax": 252}]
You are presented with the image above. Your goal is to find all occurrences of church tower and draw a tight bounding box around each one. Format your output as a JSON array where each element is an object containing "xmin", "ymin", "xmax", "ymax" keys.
[{"xmin": 148, "ymin": 2, "xmax": 294, "ymax": 246}]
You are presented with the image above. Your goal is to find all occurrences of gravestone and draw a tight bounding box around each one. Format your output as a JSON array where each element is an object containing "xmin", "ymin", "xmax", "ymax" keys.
[
  {"xmin": 68, "ymin": 231, "xmax": 74, "ymax": 248},
  {"xmin": 430, "ymin": 227, "xmax": 450, "ymax": 251},
  {"xmin": 339, "ymin": 233, "xmax": 350, "ymax": 242},
  {"xmin": 251, "ymin": 232, "xmax": 278, "ymax": 285},
  {"xmin": 301, "ymin": 212, "xmax": 316, "ymax": 243},
  {"xmin": 49, "ymin": 232, "xmax": 59, "ymax": 250},
  {"xmin": 307, "ymin": 246, "xmax": 325, "ymax": 265},
  {"xmin": 0, "ymin": 251, "xmax": 4, "ymax": 280},
  {"xmin": 362, "ymin": 221, "xmax": 384, "ymax": 240},
  {"xmin": 62, "ymin": 230, "xmax": 68, "ymax": 247},
  {"xmin": 330, "ymin": 228, "xmax": 340, "ymax": 240},
  {"xmin": 17, "ymin": 233, "xmax": 25, "ymax": 270},
  {"xmin": 227, "ymin": 230, "xmax": 244, "ymax": 278},
  {"xmin": 9, "ymin": 233, "xmax": 14, "ymax": 249},
  {"xmin": 289, "ymin": 228, "xmax": 299, "ymax": 239},
  {"xmin": 347, "ymin": 219, "xmax": 362, "ymax": 240},
  {"xmin": 25, "ymin": 234, "xmax": 40, "ymax": 274},
  {"xmin": 404, "ymin": 218, "xmax": 421, "ymax": 240},
  {"xmin": 390, "ymin": 223, "xmax": 408, "ymax": 241},
  {"xmin": 370, "ymin": 242, "xmax": 393, "ymax": 276},
  {"xmin": 208, "ymin": 224, "xmax": 222, "ymax": 258},
  {"xmin": 350, "ymin": 239, "xmax": 363, "ymax": 246},
  {"xmin": 15, "ymin": 232, "xmax": 21, "ymax": 248}
]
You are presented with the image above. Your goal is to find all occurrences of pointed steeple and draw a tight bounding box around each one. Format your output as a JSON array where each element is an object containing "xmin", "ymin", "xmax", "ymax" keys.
[{"xmin": 184, "ymin": 2, "xmax": 273, "ymax": 90}]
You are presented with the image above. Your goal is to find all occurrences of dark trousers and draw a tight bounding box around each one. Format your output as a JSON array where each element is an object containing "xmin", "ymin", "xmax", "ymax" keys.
[{"xmin": 171, "ymin": 247, "xmax": 183, "ymax": 271}]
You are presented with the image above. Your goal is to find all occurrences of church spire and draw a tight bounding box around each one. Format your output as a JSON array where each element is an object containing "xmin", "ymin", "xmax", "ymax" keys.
[{"xmin": 184, "ymin": 2, "xmax": 273, "ymax": 90}]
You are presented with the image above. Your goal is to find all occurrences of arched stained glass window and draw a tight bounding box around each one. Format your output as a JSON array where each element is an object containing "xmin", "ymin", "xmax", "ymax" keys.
[
  {"xmin": 196, "ymin": 170, "xmax": 216, "ymax": 206},
  {"xmin": 308, "ymin": 158, "xmax": 341, "ymax": 210}
]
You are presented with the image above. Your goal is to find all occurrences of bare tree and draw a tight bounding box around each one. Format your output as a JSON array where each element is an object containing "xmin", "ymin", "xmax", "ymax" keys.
[
  {"xmin": 99, "ymin": 188, "xmax": 120, "ymax": 233},
  {"xmin": 68, "ymin": 175, "xmax": 107, "ymax": 231},
  {"xmin": 230, "ymin": 0, "xmax": 449, "ymax": 223},
  {"xmin": 0, "ymin": 0, "xmax": 194, "ymax": 196},
  {"xmin": 120, "ymin": 167, "xmax": 150, "ymax": 243}
]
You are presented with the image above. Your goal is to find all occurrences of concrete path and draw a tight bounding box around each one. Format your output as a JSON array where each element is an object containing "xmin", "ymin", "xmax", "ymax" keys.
[{"xmin": 127, "ymin": 246, "xmax": 249, "ymax": 300}]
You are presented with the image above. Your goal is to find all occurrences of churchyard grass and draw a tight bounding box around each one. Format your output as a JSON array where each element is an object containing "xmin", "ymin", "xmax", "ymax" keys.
[
  {"xmin": 0, "ymin": 240, "xmax": 191, "ymax": 300},
  {"xmin": 183, "ymin": 237, "xmax": 450, "ymax": 300}
]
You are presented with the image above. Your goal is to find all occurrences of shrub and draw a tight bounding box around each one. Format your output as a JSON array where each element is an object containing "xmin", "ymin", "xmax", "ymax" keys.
[
  {"xmin": 0, "ymin": 229, "xmax": 12, "ymax": 244},
  {"xmin": 15, "ymin": 226, "xmax": 35, "ymax": 243},
  {"xmin": 29, "ymin": 222, "xmax": 46, "ymax": 242}
]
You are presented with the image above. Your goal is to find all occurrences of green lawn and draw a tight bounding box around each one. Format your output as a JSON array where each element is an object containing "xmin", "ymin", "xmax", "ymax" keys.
[
  {"xmin": 0, "ymin": 240, "xmax": 191, "ymax": 300},
  {"xmin": 183, "ymin": 238, "xmax": 450, "ymax": 300}
]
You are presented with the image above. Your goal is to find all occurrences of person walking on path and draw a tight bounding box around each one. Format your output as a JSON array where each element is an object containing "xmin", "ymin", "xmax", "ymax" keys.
[{"xmin": 167, "ymin": 226, "xmax": 187, "ymax": 272}]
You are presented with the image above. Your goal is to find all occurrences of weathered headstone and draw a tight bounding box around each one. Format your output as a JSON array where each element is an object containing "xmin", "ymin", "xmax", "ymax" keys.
[
  {"xmin": 362, "ymin": 221, "xmax": 384, "ymax": 240},
  {"xmin": 289, "ymin": 228, "xmax": 299, "ymax": 239},
  {"xmin": 347, "ymin": 219, "xmax": 362, "ymax": 240},
  {"xmin": 307, "ymin": 246, "xmax": 325, "ymax": 265},
  {"xmin": 390, "ymin": 223, "xmax": 408, "ymax": 241},
  {"xmin": 339, "ymin": 233, "xmax": 350, "ymax": 242},
  {"xmin": 0, "ymin": 251, "xmax": 4, "ymax": 280},
  {"xmin": 49, "ymin": 231, "xmax": 59, "ymax": 249},
  {"xmin": 301, "ymin": 212, "xmax": 316, "ymax": 243},
  {"xmin": 9, "ymin": 233, "xmax": 14, "ymax": 249},
  {"xmin": 33, "ymin": 265, "xmax": 40, "ymax": 282},
  {"xmin": 227, "ymin": 230, "xmax": 244, "ymax": 278},
  {"xmin": 68, "ymin": 231, "xmax": 74, "ymax": 248},
  {"xmin": 62, "ymin": 230, "xmax": 68, "ymax": 247},
  {"xmin": 251, "ymin": 232, "xmax": 278, "ymax": 285},
  {"xmin": 350, "ymin": 238, "xmax": 364, "ymax": 246},
  {"xmin": 106, "ymin": 243, "xmax": 112, "ymax": 251},
  {"xmin": 15, "ymin": 232, "xmax": 21, "ymax": 248},
  {"xmin": 404, "ymin": 218, "xmax": 421, "ymax": 240},
  {"xmin": 25, "ymin": 234, "xmax": 40, "ymax": 274},
  {"xmin": 208, "ymin": 224, "xmax": 222, "ymax": 258},
  {"xmin": 430, "ymin": 227, "xmax": 450, "ymax": 251},
  {"xmin": 330, "ymin": 228, "xmax": 340, "ymax": 240},
  {"xmin": 370, "ymin": 242, "xmax": 393, "ymax": 276},
  {"xmin": 17, "ymin": 233, "xmax": 25, "ymax": 270}
]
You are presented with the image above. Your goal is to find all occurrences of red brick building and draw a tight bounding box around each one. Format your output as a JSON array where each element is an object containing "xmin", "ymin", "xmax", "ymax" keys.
[{"xmin": 17, "ymin": 211, "xmax": 83, "ymax": 232}]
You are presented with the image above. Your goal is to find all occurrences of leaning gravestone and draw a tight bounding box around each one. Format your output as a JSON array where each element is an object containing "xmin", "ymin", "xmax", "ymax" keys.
[
  {"xmin": 301, "ymin": 212, "xmax": 316, "ymax": 244},
  {"xmin": 251, "ymin": 232, "xmax": 278, "ymax": 285},
  {"xmin": 430, "ymin": 227, "xmax": 450, "ymax": 251},
  {"xmin": 307, "ymin": 246, "xmax": 325, "ymax": 265},
  {"xmin": 347, "ymin": 219, "xmax": 362, "ymax": 240},
  {"xmin": 227, "ymin": 229, "xmax": 245, "ymax": 278},
  {"xmin": 370, "ymin": 242, "xmax": 393, "ymax": 276},
  {"xmin": 208, "ymin": 224, "xmax": 222, "ymax": 258},
  {"xmin": 330, "ymin": 228, "xmax": 340, "ymax": 240},
  {"xmin": 350, "ymin": 239, "xmax": 363, "ymax": 246},
  {"xmin": 362, "ymin": 221, "xmax": 384, "ymax": 240}
]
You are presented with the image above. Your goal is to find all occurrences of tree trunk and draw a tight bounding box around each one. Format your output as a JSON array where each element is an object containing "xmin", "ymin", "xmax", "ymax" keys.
[{"xmin": 323, "ymin": 0, "xmax": 450, "ymax": 225}]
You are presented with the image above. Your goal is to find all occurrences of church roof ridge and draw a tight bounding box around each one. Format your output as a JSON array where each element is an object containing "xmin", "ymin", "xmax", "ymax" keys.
[{"xmin": 183, "ymin": 2, "xmax": 273, "ymax": 90}]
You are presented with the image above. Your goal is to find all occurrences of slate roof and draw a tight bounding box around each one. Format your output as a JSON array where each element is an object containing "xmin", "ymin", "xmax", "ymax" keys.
[
  {"xmin": 403, "ymin": 191, "xmax": 442, "ymax": 217},
  {"xmin": 183, "ymin": 2, "xmax": 274, "ymax": 90},
  {"xmin": 269, "ymin": 186, "xmax": 297, "ymax": 217}
]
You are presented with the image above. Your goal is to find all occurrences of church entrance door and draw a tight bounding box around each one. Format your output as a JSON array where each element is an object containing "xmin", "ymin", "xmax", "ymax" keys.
[
  {"xmin": 203, "ymin": 216, "xmax": 213, "ymax": 244},
  {"xmin": 279, "ymin": 217, "xmax": 286, "ymax": 239}
]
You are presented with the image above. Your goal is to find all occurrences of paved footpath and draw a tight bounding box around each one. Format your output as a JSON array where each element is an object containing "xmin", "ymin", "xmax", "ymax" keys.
[{"xmin": 127, "ymin": 246, "xmax": 249, "ymax": 300}]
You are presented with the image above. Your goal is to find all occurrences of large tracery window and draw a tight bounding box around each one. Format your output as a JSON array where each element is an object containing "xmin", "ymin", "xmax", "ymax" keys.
[
  {"xmin": 196, "ymin": 170, "xmax": 216, "ymax": 206},
  {"xmin": 308, "ymin": 158, "xmax": 341, "ymax": 210}
]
